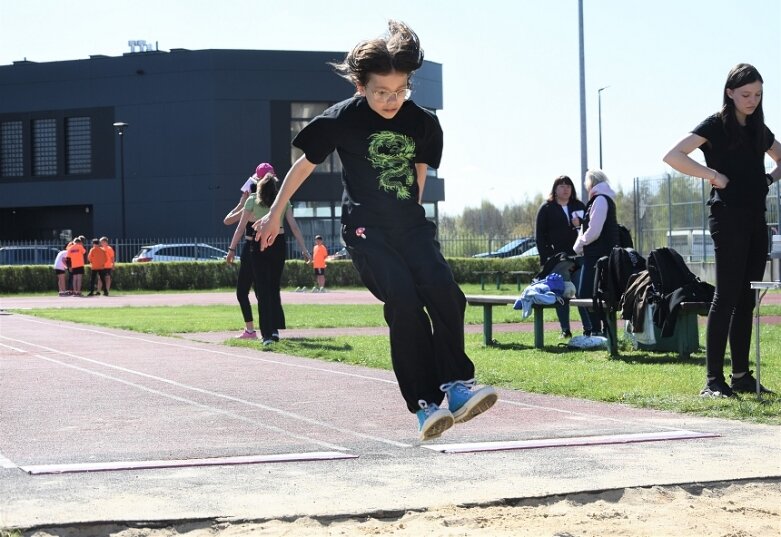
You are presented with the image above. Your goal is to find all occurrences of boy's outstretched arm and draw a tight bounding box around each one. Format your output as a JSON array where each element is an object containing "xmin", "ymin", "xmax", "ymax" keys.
[{"xmin": 254, "ymin": 155, "xmax": 317, "ymax": 249}]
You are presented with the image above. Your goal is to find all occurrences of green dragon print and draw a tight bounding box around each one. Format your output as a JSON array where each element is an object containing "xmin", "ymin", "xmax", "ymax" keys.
[{"xmin": 367, "ymin": 131, "xmax": 416, "ymax": 200}]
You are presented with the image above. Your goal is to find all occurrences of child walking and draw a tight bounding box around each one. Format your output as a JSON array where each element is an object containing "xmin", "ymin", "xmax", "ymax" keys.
[
  {"xmin": 254, "ymin": 20, "xmax": 497, "ymax": 440},
  {"xmin": 312, "ymin": 235, "xmax": 328, "ymax": 292}
]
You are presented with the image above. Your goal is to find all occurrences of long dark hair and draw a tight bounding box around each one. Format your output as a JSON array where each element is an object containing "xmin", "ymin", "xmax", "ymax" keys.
[
  {"xmin": 329, "ymin": 20, "xmax": 424, "ymax": 86},
  {"xmin": 720, "ymin": 63, "xmax": 766, "ymax": 154},
  {"xmin": 256, "ymin": 173, "xmax": 279, "ymax": 208},
  {"xmin": 547, "ymin": 175, "xmax": 579, "ymax": 203}
]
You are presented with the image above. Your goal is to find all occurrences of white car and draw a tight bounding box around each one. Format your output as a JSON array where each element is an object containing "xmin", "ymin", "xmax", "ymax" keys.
[
  {"xmin": 132, "ymin": 243, "xmax": 228, "ymax": 262},
  {"xmin": 0, "ymin": 245, "xmax": 61, "ymax": 265}
]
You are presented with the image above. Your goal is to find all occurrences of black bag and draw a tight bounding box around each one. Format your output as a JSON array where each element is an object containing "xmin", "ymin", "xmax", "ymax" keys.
[
  {"xmin": 618, "ymin": 224, "xmax": 633, "ymax": 249},
  {"xmin": 593, "ymin": 247, "xmax": 646, "ymax": 314},
  {"xmin": 646, "ymin": 247, "xmax": 714, "ymax": 336},
  {"xmin": 535, "ymin": 251, "xmax": 577, "ymax": 281},
  {"xmin": 646, "ymin": 247, "xmax": 697, "ymax": 295}
]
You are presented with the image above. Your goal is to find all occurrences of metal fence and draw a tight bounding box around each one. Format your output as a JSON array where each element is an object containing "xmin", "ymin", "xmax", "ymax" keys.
[
  {"xmin": 633, "ymin": 172, "xmax": 780, "ymax": 259},
  {"xmin": 0, "ymin": 235, "xmax": 537, "ymax": 265},
  {"xmin": 5, "ymin": 174, "xmax": 779, "ymax": 268},
  {"xmin": 0, "ymin": 237, "xmax": 239, "ymax": 266}
]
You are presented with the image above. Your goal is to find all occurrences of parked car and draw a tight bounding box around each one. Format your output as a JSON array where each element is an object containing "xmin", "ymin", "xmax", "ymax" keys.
[
  {"xmin": 132, "ymin": 243, "xmax": 228, "ymax": 262},
  {"xmin": 0, "ymin": 245, "xmax": 61, "ymax": 265},
  {"xmin": 507, "ymin": 245, "xmax": 539, "ymax": 258},
  {"xmin": 472, "ymin": 238, "xmax": 536, "ymax": 259},
  {"xmin": 326, "ymin": 247, "xmax": 350, "ymax": 261}
]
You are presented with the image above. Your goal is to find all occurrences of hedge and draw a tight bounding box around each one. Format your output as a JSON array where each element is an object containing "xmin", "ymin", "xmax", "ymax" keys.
[{"xmin": 0, "ymin": 256, "xmax": 541, "ymax": 294}]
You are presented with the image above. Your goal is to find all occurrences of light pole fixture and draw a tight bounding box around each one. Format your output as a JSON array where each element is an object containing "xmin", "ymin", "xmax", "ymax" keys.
[
  {"xmin": 113, "ymin": 122, "xmax": 129, "ymax": 239},
  {"xmin": 597, "ymin": 86, "xmax": 609, "ymax": 170}
]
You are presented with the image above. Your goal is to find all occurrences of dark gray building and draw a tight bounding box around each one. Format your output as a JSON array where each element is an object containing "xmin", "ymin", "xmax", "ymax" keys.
[{"xmin": 0, "ymin": 48, "xmax": 444, "ymax": 246}]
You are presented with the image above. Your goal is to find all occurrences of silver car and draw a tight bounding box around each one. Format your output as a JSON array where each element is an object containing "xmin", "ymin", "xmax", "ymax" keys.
[{"xmin": 132, "ymin": 243, "xmax": 228, "ymax": 263}]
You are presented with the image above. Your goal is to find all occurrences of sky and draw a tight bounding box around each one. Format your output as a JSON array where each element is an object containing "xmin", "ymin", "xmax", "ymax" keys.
[{"xmin": 1, "ymin": 0, "xmax": 779, "ymax": 215}]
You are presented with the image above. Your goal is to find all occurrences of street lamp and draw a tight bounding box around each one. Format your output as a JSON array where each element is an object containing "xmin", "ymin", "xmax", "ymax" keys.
[
  {"xmin": 597, "ymin": 86, "xmax": 609, "ymax": 170},
  {"xmin": 113, "ymin": 122, "xmax": 128, "ymax": 239}
]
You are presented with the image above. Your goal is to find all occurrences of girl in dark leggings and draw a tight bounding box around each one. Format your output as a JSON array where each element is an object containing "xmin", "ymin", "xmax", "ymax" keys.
[
  {"xmin": 224, "ymin": 176, "xmax": 261, "ymax": 338},
  {"xmin": 227, "ymin": 171, "xmax": 310, "ymax": 344},
  {"xmin": 664, "ymin": 63, "xmax": 781, "ymax": 397}
]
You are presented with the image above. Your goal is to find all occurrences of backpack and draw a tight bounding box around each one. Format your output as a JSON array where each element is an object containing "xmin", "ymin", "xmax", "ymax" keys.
[
  {"xmin": 646, "ymin": 247, "xmax": 697, "ymax": 295},
  {"xmin": 618, "ymin": 224, "xmax": 634, "ymax": 249},
  {"xmin": 646, "ymin": 247, "xmax": 714, "ymax": 336},
  {"xmin": 535, "ymin": 252, "xmax": 577, "ymax": 281},
  {"xmin": 593, "ymin": 247, "xmax": 647, "ymax": 314}
]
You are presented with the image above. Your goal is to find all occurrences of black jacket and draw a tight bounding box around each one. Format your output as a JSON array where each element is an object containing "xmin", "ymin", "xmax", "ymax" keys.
[{"xmin": 535, "ymin": 199, "xmax": 586, "ymax": 264}]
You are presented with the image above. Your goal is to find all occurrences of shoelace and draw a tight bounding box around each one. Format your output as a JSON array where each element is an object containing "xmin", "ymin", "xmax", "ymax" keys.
[
  {"xmin": 417, "ymin": 400, "xmax": 439, "ymax": 416},
  {"xmin": 439, "ymin": 379, "xmax": 476, "ymax": 393}
]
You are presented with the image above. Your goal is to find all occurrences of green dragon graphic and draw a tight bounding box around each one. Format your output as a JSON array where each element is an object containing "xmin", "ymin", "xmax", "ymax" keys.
[{"xmin": 367, "ymin": 131, "xmax": 416, "ymax": 200}]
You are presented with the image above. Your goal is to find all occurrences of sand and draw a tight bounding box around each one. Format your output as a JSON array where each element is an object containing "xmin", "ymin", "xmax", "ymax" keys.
[{"xmin": 26, "ymin": 480, "xmax": 780, "ymax": 537}]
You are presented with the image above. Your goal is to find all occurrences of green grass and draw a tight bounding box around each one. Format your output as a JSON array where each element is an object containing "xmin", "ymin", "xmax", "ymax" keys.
[
  {"xmin": 14, "ymin": 300, "xmax": 780, "ymax": 424},
  {"xmin": 16, "ymin": 302, "xmax": 528, "ymax": 334}
]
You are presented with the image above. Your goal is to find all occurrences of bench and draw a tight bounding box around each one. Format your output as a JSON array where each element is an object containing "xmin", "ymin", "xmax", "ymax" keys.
[
  {"xmin": 473, "ymin": 270, "xmax": 535, "ymax": 291},
  {"xmin": 464, "ymin": 294, "xmax": 709, "ymax": 358},
  {"xmin": 473, "ymin": 271, "xmax": 504, "ymax": 290}
]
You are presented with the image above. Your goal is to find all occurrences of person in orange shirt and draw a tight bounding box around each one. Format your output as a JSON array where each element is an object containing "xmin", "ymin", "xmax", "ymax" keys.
[
  {"xmin": 311, "ymin": 235, "xmax": 328, "ymax": 292},
  {"xmin": 100, "ymin": 236, "xmax": 115, "ymax": 296},
  {"xmin": 87, "ymin": 238, "xmax": 107, "ymax": 296},
  {"xmin": 66, "ymin": 237, "xmax": 87, "ymax": 296}
]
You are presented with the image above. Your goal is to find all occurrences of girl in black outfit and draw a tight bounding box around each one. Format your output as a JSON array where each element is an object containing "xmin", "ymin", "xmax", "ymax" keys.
[
  {"xmin": 664, "ymin": 63, "xmax": 781, "ymax": 397},
  {"xmin": 535, "ymin": 175, "xmax": 586, "ymax": 337},
  {"xmin": 254, "ymin": 21, "xmax": 497, "ymax": 441}
]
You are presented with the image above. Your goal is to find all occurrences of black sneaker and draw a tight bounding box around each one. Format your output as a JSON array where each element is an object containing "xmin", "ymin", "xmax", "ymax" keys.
[
  {"xmin": 730, "ymin": 371, "xmax": 773, "ymax": 394},
  {"xmin": 560, "ymin": 330, "xmax": 572, "ymax": 339},
  {"xmin": 700, "ymin": 378, "xmax": 734, "ymax": 398}
]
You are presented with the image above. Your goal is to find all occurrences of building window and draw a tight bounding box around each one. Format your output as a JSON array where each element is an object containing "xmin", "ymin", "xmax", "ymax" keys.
[
  {"xmin": 290, "ymin": 103, "xmax": 342, "ymax": 173},
  {"xmin": 291, "ymin": 201, "xmax": 334, "ymax": 218},
  {"xmin": 0, "ymin": 121, "xmax": 24, "ymax": 177},
  {"xmin": 32, "ymin": 118, "xmax": 57, "ymax": 176},
  {"xmin": 65, "ymin": 117, "xmax": 91, "ymax": 174}
]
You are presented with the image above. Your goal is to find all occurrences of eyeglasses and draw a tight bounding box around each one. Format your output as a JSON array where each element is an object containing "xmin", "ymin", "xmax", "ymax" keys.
[{"xmin": 369, "ymin": 87, "xmax": 412, "ymax": 103}]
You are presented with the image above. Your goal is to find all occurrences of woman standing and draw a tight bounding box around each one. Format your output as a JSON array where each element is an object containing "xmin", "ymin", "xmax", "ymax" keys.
[
  {"xmin": 573, "ymin": 169, "xmax": 619, "ymax": 337},
  {"xmin": 535, "ymin": 175, "xmax": 586, "ymax": 337},
  {"xmin": 663, "ymin": 63, "xmax": 780, "ymax": 397},
  {"xmin": 227, "ymin": 171, "xmax": 310, "ymax": 345}
]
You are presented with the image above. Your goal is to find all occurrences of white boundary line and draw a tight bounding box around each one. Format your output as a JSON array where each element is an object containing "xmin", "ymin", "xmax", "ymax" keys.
[
  {"xmin": 0, "ymin": 344, "xmax": 350, "ymax": 452},
  {"xmin": 4, "ymin": 315, "xmax": 700, "ymax": 436},
  {"xmin": 21, "ymin": 451, "xmax": 359, "ymax": 475},
  {"xmin": 0, "ymin": 453, "xmax": 17, "ymax": 469},
  {"xmin": 422, "ymin": 430, "xmax": 721, "ymax": 454},
  {"xmin": 0, "ymin": 336, "xmax": 412, "ymax": 449},
  {"xmin": 12, "ymin": 316, "xmax": 398, "ymax": 385}
]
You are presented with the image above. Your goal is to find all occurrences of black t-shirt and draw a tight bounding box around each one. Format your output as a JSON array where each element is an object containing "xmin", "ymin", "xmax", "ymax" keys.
[
  {"xmin": 692, "ymin": 113, "xmax": 775, "ymax": 210},
  {"xmin": 292, "ymin": 96, "xmax": 443, "ymax": 228}
]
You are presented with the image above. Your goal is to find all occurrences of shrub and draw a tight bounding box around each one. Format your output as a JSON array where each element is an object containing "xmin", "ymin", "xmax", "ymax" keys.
[{"xmin": 0, "ymin": 256, "xmax": 541, "ymax": 294}]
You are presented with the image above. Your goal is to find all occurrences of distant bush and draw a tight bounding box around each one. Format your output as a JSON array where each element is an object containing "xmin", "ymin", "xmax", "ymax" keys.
[{"xmin": 0, "ymin": 256, "xmax": 541, "ymax": 294}]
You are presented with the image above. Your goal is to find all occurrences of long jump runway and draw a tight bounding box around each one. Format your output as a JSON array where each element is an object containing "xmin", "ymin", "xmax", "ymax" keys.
[{"xmin": 1, "ymin": 311, "xmax": 779, "ymax": 529}]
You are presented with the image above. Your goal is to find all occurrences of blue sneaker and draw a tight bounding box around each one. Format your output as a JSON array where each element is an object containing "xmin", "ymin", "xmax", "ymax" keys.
[
  {"xmin": 441, "ymin": 380, "xmax": 498, "ymax": 423},
  {"xmin": 416, "ymin": 401, "xmax": 454, "ymax": 441}
]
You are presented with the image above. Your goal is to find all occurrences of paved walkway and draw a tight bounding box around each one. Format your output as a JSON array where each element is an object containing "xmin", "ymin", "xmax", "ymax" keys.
[{"xmin": 1, "ymin": 290, "xmax": 779, "ymax": 531}]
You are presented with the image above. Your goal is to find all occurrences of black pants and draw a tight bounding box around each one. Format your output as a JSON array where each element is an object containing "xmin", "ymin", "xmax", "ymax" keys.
[
  {"xmin": 249, "ymin": 237, "xmax": 286, "ymax": 340},
  {"xmin": 236, "ymin": 240, "xmax": 259, "ymax": 323},
  {"xmin": 577, "ymin": 254, "xmax": 603, "ymax": 333},
  {"xmin": 706, "ymin": 203, "xmax": 767, "ymax": 381},
  {"xmin": 344, "ymin": 220, "xmax": 475, "ymax": 413},
  {"xmin": 89, "ymin": 268, "xmax": 106, "ymax": 294}
]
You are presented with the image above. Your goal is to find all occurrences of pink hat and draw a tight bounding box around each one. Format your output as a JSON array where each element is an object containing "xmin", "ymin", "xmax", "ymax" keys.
[{"xmin": 255, "ymin": 162, "xmax": 275, "ymax": 178}]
